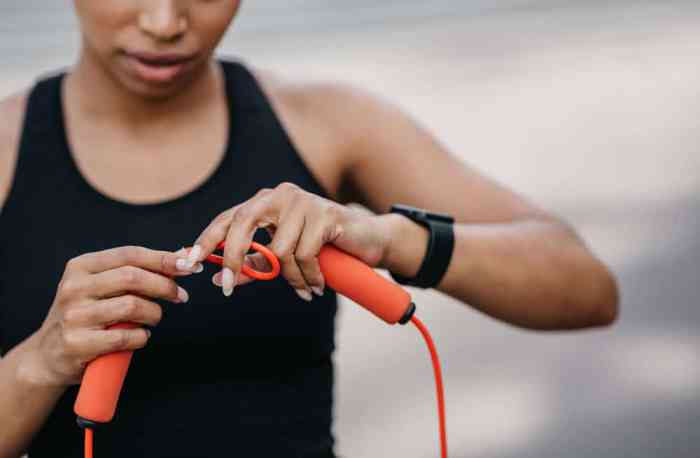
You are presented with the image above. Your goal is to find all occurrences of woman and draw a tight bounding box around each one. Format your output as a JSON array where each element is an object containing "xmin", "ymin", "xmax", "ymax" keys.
[{"xmin": 0, "ymin": 1, "xmax": 618, "ymax": 457}]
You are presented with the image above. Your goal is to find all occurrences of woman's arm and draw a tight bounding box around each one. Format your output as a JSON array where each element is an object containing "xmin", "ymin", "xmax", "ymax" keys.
[
  {"xmin": 317, "ymin": 84, "xmax": 618, "ymax": 330},
  {"xmin": 0, "ymin": 335, "xmax": 68, "ymax": 458}
]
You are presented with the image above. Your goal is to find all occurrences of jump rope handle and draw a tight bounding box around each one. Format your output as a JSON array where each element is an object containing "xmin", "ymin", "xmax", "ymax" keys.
[
  {"xmin": 74, "ymin": 322, "xmax": 138, "ymax": 425},
  {"xmin": 74, "ymin": 243, "xmax": 415, "ymax": 425},
  {"xmin": 317, "ymin": 245, "xmax": 415, "ymax": 325}
]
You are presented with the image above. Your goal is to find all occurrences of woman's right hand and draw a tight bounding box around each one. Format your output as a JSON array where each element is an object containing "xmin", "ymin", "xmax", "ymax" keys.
[{"xmin": 27, "ymin": 246, "xmax": 200, "ymax": 388}]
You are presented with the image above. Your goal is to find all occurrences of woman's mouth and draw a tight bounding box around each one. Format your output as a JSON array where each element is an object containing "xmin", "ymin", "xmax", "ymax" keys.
[{"xmin": 123, "ymin": 51, "xmax": 197, "ymax": 84}]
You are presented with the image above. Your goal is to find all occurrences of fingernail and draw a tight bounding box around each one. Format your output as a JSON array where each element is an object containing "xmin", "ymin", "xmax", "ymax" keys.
[
  {"xmin": 186, "ymin": 245, "xmax": 201, "ymax": 268},
  {"xmin": 296, "ymin": 288, "xmax": 313, "ymax": 302},
  {"xmin": 222, "ymin": 268, "xmax": 235, "ymax": 297},
  {"xmin": 176, "ymin": 258, "xmax": 190, "ymax": 271},
  {"xmin": 312, "ymin": 286, "xmax": 324, "ymax": 297},
  {"xmin": 212, "ymin": 273, "xmax": 222, "ymax": 287},
  {"xmin": 177, "ymin": 286, "xmax": 189, "ymax": 303},
  {"xmin": 145, "ymin": 329, "xmax": 152, "ymax": 339},
  {"xmin": 175, "ymin": 247, "xmax": 187, "ymax": 256},
  {"xmin": 193, "ymin": 263, "xmax": 204, "ymax": 274}
]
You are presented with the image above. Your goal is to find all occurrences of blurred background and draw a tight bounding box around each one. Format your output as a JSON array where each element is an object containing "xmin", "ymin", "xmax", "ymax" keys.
[{"xmin": 2, "ymin": 1, "xmax": 699, "ymax": 457}]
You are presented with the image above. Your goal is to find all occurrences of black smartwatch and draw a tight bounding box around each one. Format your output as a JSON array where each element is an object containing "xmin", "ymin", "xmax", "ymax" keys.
[{"xmin": 388, "ymin": 204, "xmax": 455, "ymax": 289}]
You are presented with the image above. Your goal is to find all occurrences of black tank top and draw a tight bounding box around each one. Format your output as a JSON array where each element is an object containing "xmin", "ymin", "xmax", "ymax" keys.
[{"xmin": 0, "ymin": 59, "xmax": 338, "ymax": 458}]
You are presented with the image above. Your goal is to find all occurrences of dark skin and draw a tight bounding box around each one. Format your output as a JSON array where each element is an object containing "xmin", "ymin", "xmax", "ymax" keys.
[{"xmin": 0, "ymin": 1, "xmax": 619, "ymax": 456}]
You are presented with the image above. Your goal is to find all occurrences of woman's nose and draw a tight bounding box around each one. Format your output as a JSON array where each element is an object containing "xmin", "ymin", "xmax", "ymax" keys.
[{"xmin": 139, "ymin": 0, "xmax": 188, "ymax": 42}]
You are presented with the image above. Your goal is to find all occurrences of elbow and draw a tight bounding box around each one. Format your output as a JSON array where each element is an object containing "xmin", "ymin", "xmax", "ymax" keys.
[
  {"xmin": 540, "ymin": 256, "xmax": 620, "ymax": 331},
  {"xmin": 590, "ymin": 266, "xmax": 620, "ymax": 327},
  {"xmin": 574, "ymin": 262, "xmax": 620, "ymax": 329}
]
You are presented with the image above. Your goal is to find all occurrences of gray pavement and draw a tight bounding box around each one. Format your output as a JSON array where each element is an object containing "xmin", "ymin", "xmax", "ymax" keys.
[{"xmin": 2, "ymin": 1, "xmax": 699, "ymax": 457}]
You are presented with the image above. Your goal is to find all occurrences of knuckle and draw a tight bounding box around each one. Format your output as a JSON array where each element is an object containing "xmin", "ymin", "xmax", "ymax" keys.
[
  {"xmin": 65, "ymin": 256, "xmax": 82, "ymax": 273},
  {"xmin": 276, "ymin": 182, "xmax": 299, "ymax": 193},
  {"xmin": 231, "ymin": 205, "xmax": 250, "ymax": 222},
  {"xmin": 269, "ymin": 242, "xmax": 291, "ymax": 260},
  {"xmin": 256, "ymin": 187, "xmax": 273, "ymax": 197},
  {"xmin": 120, "ymin": 245, "xmax": 142, "ymax": 263},
  {"xmin": 108, "ymin": 330, "xmax": 129, "ymax": 351},
  {"xmin": 322, "ymin": 203, "xmax": 342, "ymax": 219},
  {"xmin": 213, "ymin": 210, "xmax": 232, "ymax": 225},
  {"xmin": 63, "ymin": 306, "xmax": 83, "ymax": 326},
  {"xmin": 121, "ymin": 266, "xmax": 141, "ymax": 287},
  {"xmin": 62, "ymin": 328, "xmax": 81, "ymax": 354},
  {"xmin": 278, "ymin": 250, "xmax": 297, "ymax": 266},
  {"xmin": 58, "ymin": 278, "xmax": 80, "ymax": 298},
  {"xmin": 294, "ymin": 250, "xmax": 315, "ymax": 265},
  {"xmin": 121, "ymin": 295, "xmax": 140, "ymax": 316}
]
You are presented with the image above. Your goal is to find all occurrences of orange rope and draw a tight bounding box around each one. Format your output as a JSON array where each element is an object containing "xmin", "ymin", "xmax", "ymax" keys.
[
  {"xmin": 84, "ymin": 428, "xmax": 93, "ymax": 458},
  {"xmin": 410, "ymin": 316, "xmax": 448, "ymax": 458}
]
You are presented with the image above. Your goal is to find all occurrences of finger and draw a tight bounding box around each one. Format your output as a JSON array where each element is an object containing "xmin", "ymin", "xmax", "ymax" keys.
[
  {"xmin": 66, "ymin": 295, "xmax": 163, "ymax": 329},
  {"xmin": 221, "ymin": 196, "xmax": 278, "ymax": 296},
  {"xmin": 187, "ymin": 208, "xmax": 236, "ymax": 268},
  {"xmin": 294, "ymin": 216, "xmax": 333, "ymax": 297},
  {"xmin": 90, "ymin": 327, "xmax": 152, "ymax": 354},
  {"xmin": 66, "ymin": 327, "xmax": 151, "ymax": 359},
  {"xmin": 71, "ymin": 246, "xmax": 195, "ymax": 277},
  {"xmin": 89, "ymin": 266, "xmax": 189, "ymax": 303},
  {"xmin": 188, "ymin": 190, "xmax": 273, "ymax": 267},
  {"xmin": 173, "ymin": 247, "xmax": 204, "ymax": 275},
  {"xmin": 212, "ymin": 256, "xmax": 258, "ymax": 287},
  {"xmin": 266, "ymin": 211, "xmax": 314, "ymax": 301}
]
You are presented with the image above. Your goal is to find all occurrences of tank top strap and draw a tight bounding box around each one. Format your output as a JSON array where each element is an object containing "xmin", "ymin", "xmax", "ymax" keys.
[
  {"xmin": 1, "ymin": 70, "xmax": 72, "ymax": 226},
  {"xmin": 219, "ymin": 58, "xmax": 331, "ymax": 200}
]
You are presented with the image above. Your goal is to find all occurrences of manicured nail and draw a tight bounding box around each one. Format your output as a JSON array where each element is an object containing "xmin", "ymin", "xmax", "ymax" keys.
[
  {"xmin": 296, "ymin": 288, "xmax": 313, "ymax": 302},
  {"xmin": 145, "ymin": 329, "xmax": 152, "ymax": 339},
  {"xmin": 177, "ymin": 258, "xmax": 203, "ymax": 273},
  {"xmin": 212, "ymin": 273, "xmax": 222, "ymax": 287},
  {"xmin": 186, "ymin": 245, "xmax": 201, "ymax": 268},
  {"xmin": 175, "ymin": 247, "xmax": 187, "ymax": 256},
  {"xmin": 177, "ymin": 286, "xmax": 189, "ymax": 303},
  {"xmin": 312, "ymin": 286, "xmax": 324, "ymax": 297},
  {"xmin": 222, "ymin": 268, "xmax": 235, "ymax": 297},
  {"xmin": 176, "ymin": 258, "xmax": 189, "ymax": 271}
]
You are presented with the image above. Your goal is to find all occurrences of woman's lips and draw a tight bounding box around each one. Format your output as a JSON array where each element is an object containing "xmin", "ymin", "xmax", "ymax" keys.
[{"xmin": 124, "ymin": 51, "xmax": 196, "ymax": 84}]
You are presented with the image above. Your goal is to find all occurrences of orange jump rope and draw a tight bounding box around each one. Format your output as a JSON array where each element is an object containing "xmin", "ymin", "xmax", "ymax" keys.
[{"xmin": 74, "ymin": 241, "xmax": 448, "ymax": 458}]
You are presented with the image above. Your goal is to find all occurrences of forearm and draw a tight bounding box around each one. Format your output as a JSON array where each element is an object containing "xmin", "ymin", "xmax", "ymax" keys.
[
  {"xmin": 0, "ymin": 331, "xmax": 67, "ymax": 458},
  {"xmin": 380, "ymin": 214, "xmax": 619, "ymax": 330}
]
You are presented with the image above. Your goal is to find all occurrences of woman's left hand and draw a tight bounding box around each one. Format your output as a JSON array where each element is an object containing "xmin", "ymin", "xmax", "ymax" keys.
[{"xmin": 179, "ymin": 182, "xmax": 395, "ymax": 301}]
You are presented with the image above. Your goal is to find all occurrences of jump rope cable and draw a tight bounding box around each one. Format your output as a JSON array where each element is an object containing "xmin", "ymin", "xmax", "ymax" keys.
[
  {"xmin": 84, "ymin": 427, "xmax": 93, "ymax": 458},
  {"xmin": 411, "ymin": 315, "xmax": 448, "ymax": 458},
  {"xmin": 82, "ymin": 315, "xmax": 448, "ymax": 458}
]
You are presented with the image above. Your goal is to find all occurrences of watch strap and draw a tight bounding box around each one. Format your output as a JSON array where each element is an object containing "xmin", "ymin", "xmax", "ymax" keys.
[{"xmin": 389, "ymin": 218, "xmax": 455, "ymax": 289}]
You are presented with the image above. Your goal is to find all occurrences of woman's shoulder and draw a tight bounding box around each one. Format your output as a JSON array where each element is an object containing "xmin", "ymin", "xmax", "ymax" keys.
[
  {"xmin": 247, "ymin": 64, "xmax": 393, "ymax": 135},
  {"xmin": 242, "ymin": 64, "xmax": 409, "ymax": 202},
  {"xmin": 0, "ymin": 90, "xmax": 29, "ymax": 212}
]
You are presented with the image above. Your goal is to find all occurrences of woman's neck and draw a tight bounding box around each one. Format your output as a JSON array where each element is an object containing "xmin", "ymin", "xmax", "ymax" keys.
[{"xmin": 65, "ymin": 49, "xmax": 223, "ymax": 129}]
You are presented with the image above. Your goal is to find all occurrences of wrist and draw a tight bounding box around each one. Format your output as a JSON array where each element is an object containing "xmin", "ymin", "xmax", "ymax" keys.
[
  {"xmin": 378, "ymin": 213, "xmax": 430, "ymax": 277},
  {"xmin": 15, "ymin": 330, "xmax": 71, "ymax": 390}
]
